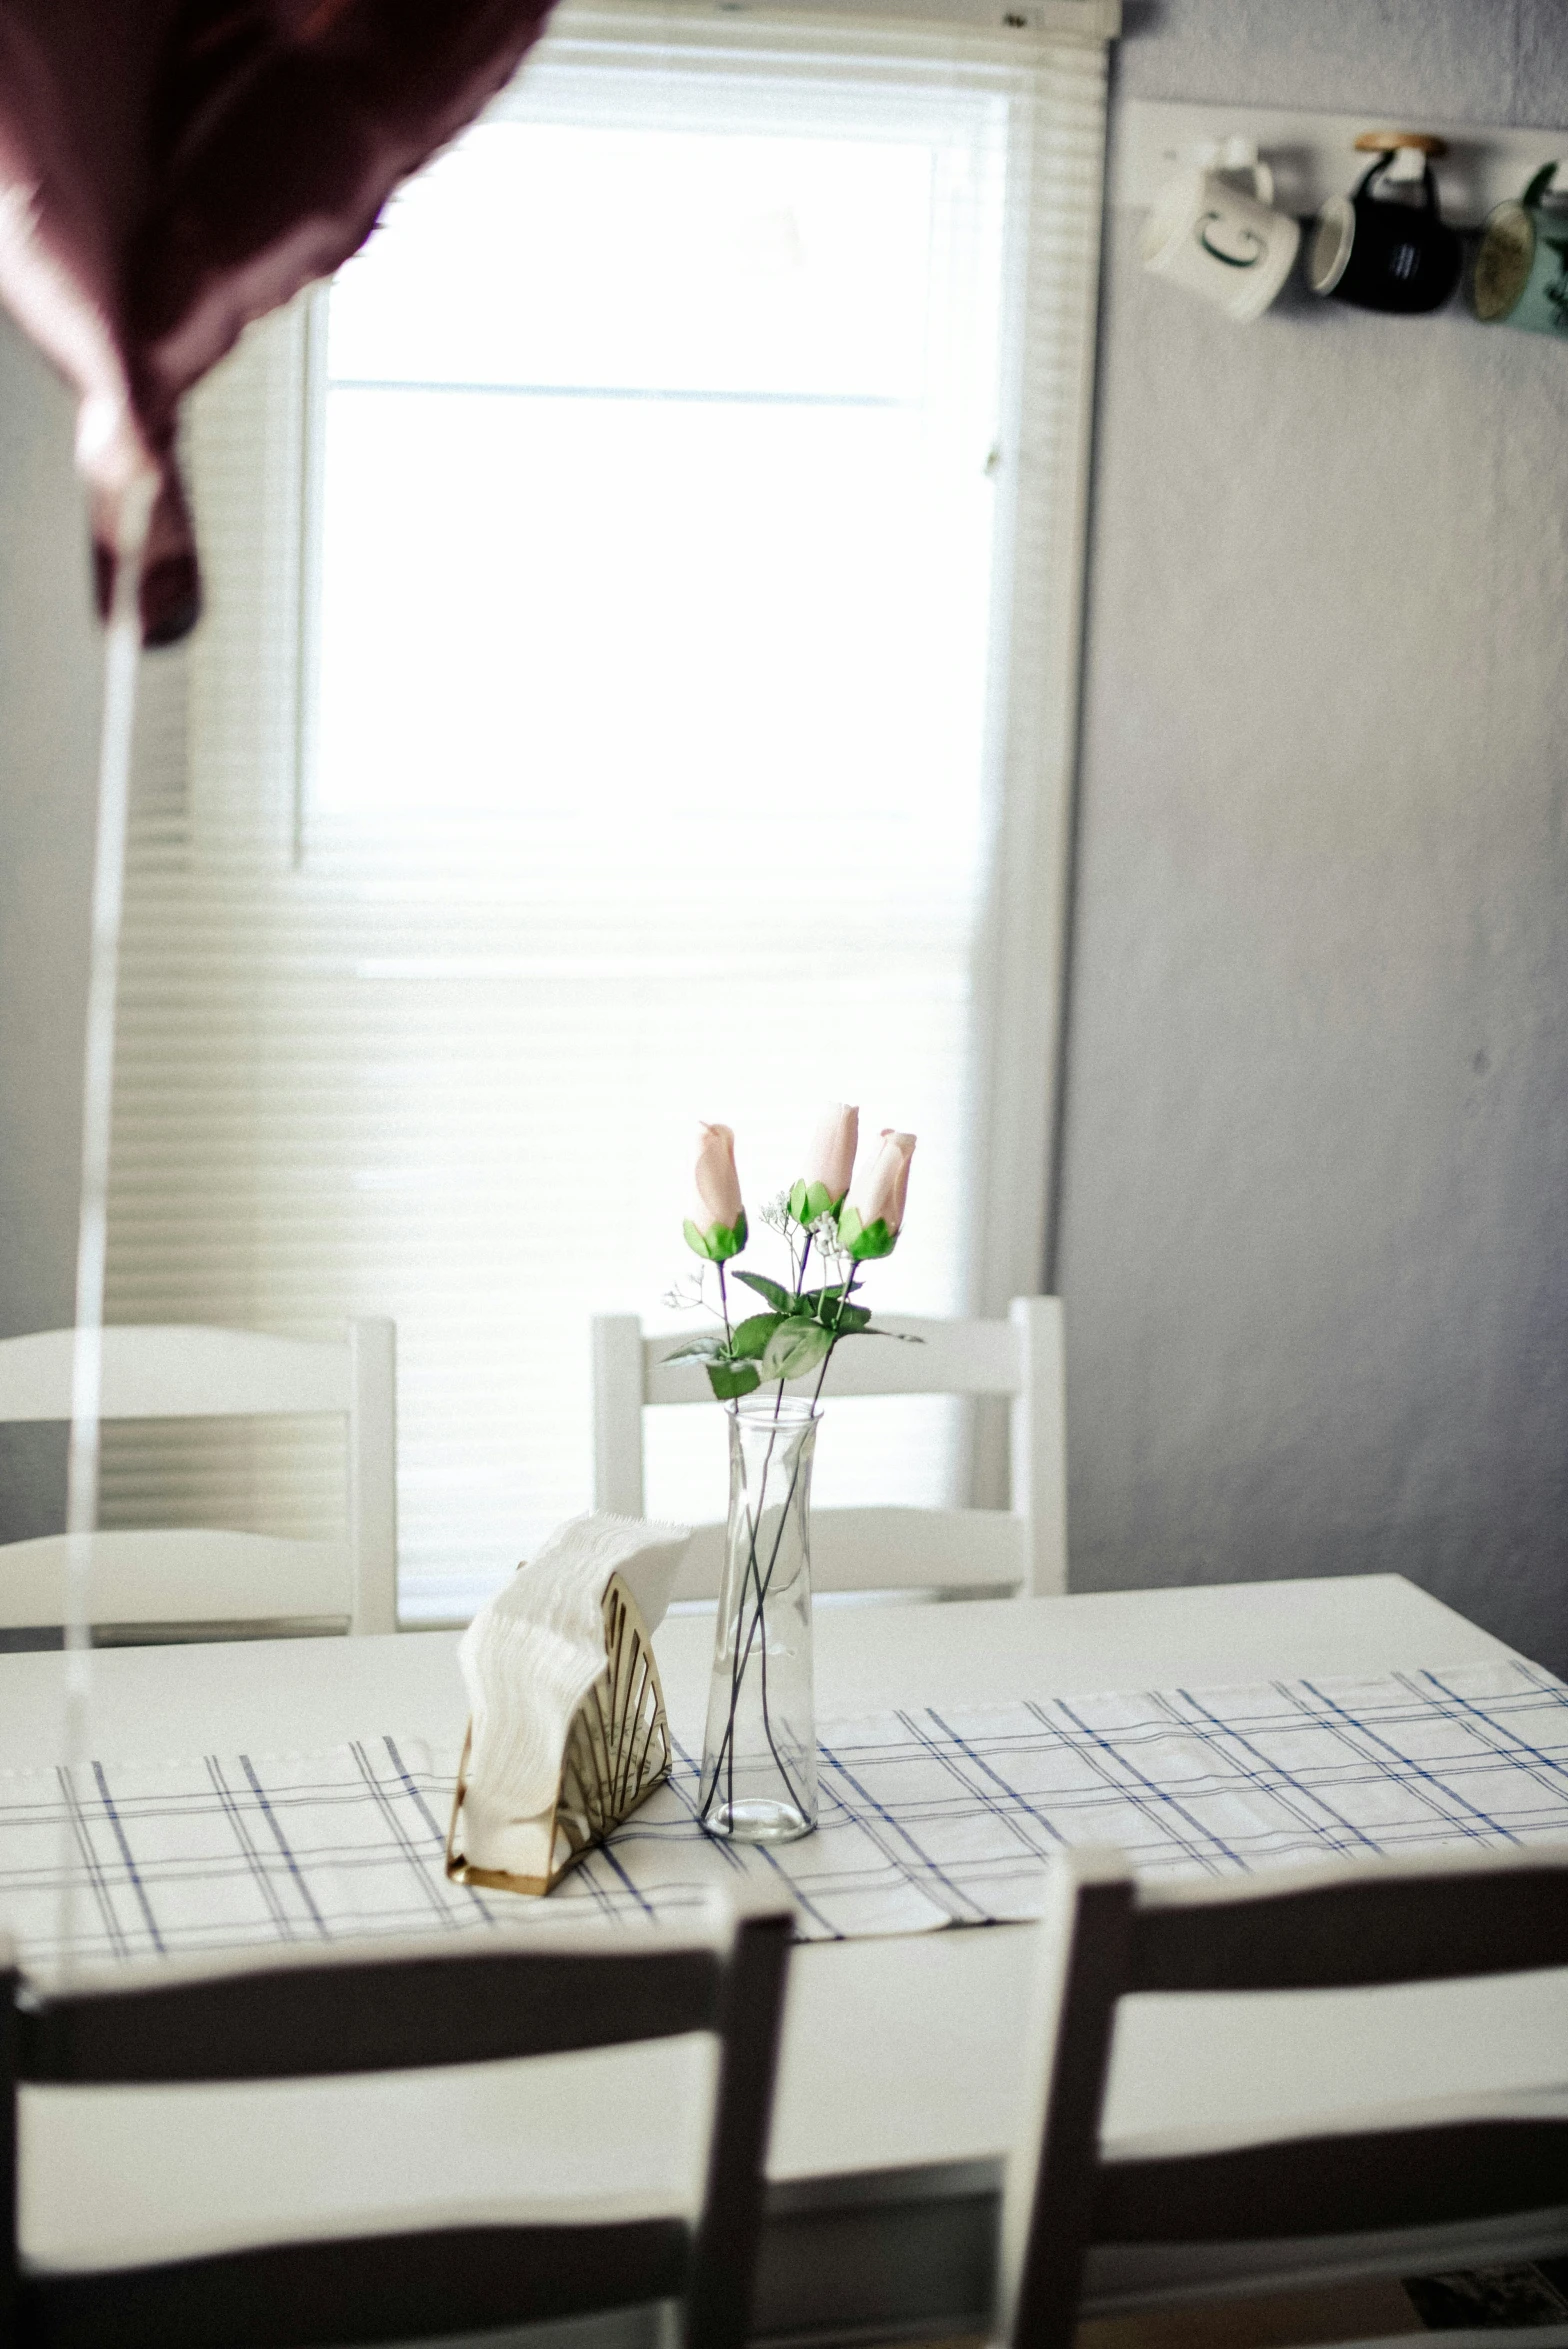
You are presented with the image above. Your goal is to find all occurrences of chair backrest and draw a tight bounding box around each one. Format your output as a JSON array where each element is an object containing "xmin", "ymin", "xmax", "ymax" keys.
[
  {"xmin": 1, "ymin": 1894, "xmax": 792, "ymax": 2349},
  {"xmin": 0, "ymin": 1322, "xmax": 397, "ymax": 1638},
  {"xmin": 592, "ymin": 1297, "xmax": 1066, "ymax": 1601},
  {"xmin": 997, "ymin": 1845, "xmax": 1568, "ymax": 2349}
]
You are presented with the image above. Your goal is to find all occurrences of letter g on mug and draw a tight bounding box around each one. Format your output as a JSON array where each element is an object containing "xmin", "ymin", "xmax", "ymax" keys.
[{"xmin": 1142, "ymin": 155, "xmax": 1301, "ymax": 323}]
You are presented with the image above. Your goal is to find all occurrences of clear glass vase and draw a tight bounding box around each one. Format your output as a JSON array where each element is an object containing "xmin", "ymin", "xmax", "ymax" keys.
[{"xmin": 698, "ymin": 1397, "xmax": 820, "ymax": 1843}]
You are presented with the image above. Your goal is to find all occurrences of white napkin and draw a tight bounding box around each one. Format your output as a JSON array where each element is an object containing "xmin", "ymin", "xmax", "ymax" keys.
[{"xmin": 455, "ymin": 1512, "xmax": 691, "ymax": 1881}]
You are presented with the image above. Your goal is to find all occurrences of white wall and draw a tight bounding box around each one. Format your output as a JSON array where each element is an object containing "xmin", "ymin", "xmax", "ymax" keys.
[
  {"xmin": 1055, "ymin": 0, "xmax": 1568, "ymax": 1668},
  {"xmin": 0, "ymin": 321, "xmax": 101, "ymax": 1537}
]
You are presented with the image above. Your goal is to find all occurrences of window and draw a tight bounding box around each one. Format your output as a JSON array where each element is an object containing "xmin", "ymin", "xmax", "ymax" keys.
[{"xmin": 104, "ymin": 1, "xmax": 1110, "ymax": 1617}]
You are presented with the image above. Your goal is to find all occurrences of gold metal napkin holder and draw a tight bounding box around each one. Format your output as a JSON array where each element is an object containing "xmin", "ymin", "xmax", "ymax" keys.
[{"xmin": 444, "ymin": 1571, "xmax": 672, "ymax": 1897}]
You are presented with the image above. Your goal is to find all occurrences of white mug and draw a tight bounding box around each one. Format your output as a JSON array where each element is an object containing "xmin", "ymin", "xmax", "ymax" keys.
[{"xmin": 1141, "ymin": 152, "xmax": 1301, "ymax": 323}]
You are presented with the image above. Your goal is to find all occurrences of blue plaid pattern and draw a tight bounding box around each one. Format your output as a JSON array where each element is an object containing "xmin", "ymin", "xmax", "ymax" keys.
[{"xmin": 1, "ymin": 1659, "xmax": 1563, "ymax": 1964}]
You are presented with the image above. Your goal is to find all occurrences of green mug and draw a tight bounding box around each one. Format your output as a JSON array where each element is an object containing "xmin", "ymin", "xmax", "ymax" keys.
[{"xmin": 1471, "ymin": 161, "xmax": 1568, "ymax": 334}]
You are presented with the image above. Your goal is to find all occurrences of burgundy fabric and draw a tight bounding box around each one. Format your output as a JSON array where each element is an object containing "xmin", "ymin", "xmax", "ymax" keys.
[{"xmin": 0, "ymin": 0, "xmax": 555, "ymax": 643}]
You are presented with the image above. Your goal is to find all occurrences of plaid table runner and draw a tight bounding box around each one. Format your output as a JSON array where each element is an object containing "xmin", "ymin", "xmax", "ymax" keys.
[{"xmin": 2, "ymin": 1659, "xmax": 1564, "ymax": 1965}]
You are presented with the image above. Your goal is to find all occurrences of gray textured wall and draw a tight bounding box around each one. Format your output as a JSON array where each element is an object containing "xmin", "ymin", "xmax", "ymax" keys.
[
  {"xmin": 0, "ymin": 321, "xmax": 99, "ymax": 1538},
  {"xmin": 1056, "ymin": 0, "xmax": 1568, "ymax": 1668}
]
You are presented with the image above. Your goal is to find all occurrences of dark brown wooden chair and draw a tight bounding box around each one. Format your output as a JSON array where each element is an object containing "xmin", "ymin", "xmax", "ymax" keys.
[
  {"xmin": 1, "ymin": 1892, "xmax": 792, "ymax": 2349},
  {"xmin": 997, "ymin": 1845, "xmax": 1568, "ymax": 2349}
]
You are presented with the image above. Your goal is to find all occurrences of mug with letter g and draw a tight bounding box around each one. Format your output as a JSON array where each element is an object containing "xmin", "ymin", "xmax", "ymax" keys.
[
  {"xmin": 1471, "ymin": 162, "xmax": 1568, "ymax": 334},
  {"xmin": 1142, "ymin": 144, "xmax": 1301, "ymax": 324}
]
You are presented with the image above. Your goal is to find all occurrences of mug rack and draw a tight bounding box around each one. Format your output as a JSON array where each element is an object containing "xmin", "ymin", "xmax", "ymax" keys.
[{"xmin": 1111, "ymin": 99, "xmax": 1567, "ymax": 230}]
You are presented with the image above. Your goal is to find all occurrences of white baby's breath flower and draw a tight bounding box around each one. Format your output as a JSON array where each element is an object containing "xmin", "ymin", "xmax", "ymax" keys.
[
  {"xmin": 759, "ymin": 1191, "xmax": 794, "ymax": 1237},
  {"xmin": 662, "ymin": 1269, "xmax": 709, "ymax": 1313}
]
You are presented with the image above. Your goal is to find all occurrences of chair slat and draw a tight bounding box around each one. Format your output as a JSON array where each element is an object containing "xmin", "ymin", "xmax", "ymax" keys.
[
  {"xmin": 1011, "ymin": 1299, "xmax": 1068, "ymax": 1597},
  {"xmin": 1129, "ymin": 1854, "xmax": 1568, "ymax": 1994},
  {"xmin": 1005, "ymin": 1865, "xmax": 1136, "ymax": 2349},
  {"xmin": 19, "ymin": 1941, "xmax": 724, "ymax": 2084},
  {"xmin": 22, "ymin": 2219, "xmax": 690, "ymax": 2349},
  {"xmin": 1094, "ymin": 2118, "xmax": 1568, "ymax": 2243},
  {"xmin": 670, "ymin": 1507, "xmax": 1027, "ymax": 1602},
  {"xmin": 643, "ymin": 1314, "xmax": 1023, "ymax": 1405},
  {"xmin": 0, "ymin": 1531, "xmax": 351, "ymax": 1635},
  {"xmin": 347, "ymin": 1319, "xmax": 398, "ymax": 1635},
  {"xmin": 689, "ymin": 1903, "xmax": 793, "ymax": 2349},
  {"xmin": 1, "ymin": 1955, "xmax": 16, "ymax": 2341},
  {"xmin": 0, "ymin": 1327, "xmax": 351, "ymax": 1421},
  {"xmin": 594, "ymin": 1313, "xmax": 648, "ymax": 1515}
]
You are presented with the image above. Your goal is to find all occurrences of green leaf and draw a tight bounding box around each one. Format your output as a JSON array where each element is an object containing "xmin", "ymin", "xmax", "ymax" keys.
[
  {"xmin": 787, "ymin": 1178, "xmax": 811, "ymax": 1222},
  {"xmin": 797, "ymin": 1288, "xmax": 869, "ymax": 1332},
  {"xmin": 761, "ymin": 1318, "xmax": 833, "ymax": 1382},
  {"xmin": 845, "ymin": 1214, "xmax": 896, "ymax": 1262},
  {"xmin": 731, "ymin": 1312, "xmax": 781, "ymax": 1360},
  {"xmin": 683, "ymin": 1217, "xmax": 712, "ymax": 1259},
  {"xmin": 732, "ymin": 1270, "xmax": 792, "ymax": 1311},
  {"xmin": 707, "ymin": 1358, "xmax": 762, "ymax": 1401},
  {"xmin": 659, "ymin": 1333, "xmax": 728, "ymax": 1366},
  {"xmin": 827, "ymin": 1301, "xmax": 872, "ymax": 1333},
  {"xmin": 860, "ymin": 1325, "xmax": 923, "ymax": 1342}
]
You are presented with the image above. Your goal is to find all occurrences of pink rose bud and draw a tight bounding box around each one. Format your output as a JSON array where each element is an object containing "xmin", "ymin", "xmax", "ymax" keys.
[
  {"xmin": 805, "ymin": 1103, "xmax": 858, "ymax": 1205},
  {"xmin": 841, "ymin": 1129, "xmax": 915, "ymax": 1260},
  {"xmin": 685, "ymin": 1121, "xmax": 747, "ymax": 1261},
  {"xmin": 858, "ymin": 1128, "xmax": 915, "ymax": 1231},
  {"xmin": 694, "ymin": 1122, "xmax": 743, "ymax": 1226}
]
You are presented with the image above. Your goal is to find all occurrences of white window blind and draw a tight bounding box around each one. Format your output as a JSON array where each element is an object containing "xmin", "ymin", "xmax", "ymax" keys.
[{"xmin": 103, "ymin": 0, "xmax": 1109, "ymax": 1618}]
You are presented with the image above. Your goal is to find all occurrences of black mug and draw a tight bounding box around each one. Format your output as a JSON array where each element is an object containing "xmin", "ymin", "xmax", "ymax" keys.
[{"xmin": 1307, "ymin": 154, "xmax": 1462, "ymax": 314}]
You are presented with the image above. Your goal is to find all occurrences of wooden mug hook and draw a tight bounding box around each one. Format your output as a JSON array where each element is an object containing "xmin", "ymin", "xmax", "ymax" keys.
[{"xmin": 1354, "ymin": 130, "xmax": 1449, "ymax": 156}]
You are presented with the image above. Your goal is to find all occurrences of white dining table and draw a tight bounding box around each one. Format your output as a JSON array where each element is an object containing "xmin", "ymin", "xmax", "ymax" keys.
[{"xmin": 2, "ymin": 1571, "xmax": 1564, "ymax": 2343}]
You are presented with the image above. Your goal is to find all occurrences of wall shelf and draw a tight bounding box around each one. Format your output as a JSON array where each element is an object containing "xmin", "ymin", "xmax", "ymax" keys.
[{"xmin": 1110, "ymin": 98, "xmax": 1568, "ymax": 227}]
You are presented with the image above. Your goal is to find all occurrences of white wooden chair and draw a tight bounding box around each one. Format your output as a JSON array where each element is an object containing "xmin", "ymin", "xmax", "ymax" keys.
[
  {"xmin": 591, "ymin": 1297, "xmax": 1066, "ymax": 1603},
  {"xmin": 996, "ymin": 1844, "xmax": 1568, "ymax": 2349},
  {"xmin": 0, "ymin": 1322, "xmax": 397, "ymax": 1639}
]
